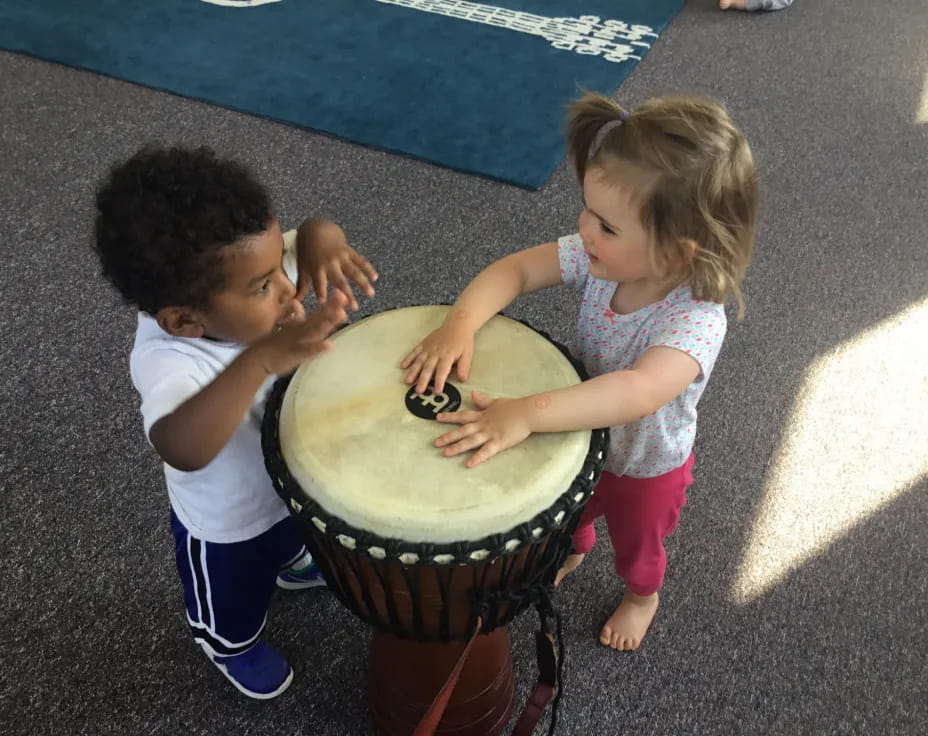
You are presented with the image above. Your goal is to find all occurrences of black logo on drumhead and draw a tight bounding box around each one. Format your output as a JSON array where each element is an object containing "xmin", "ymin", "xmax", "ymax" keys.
[{"xmin": 405, "ymin": 383, "xmax": 462, "ymax": 420}]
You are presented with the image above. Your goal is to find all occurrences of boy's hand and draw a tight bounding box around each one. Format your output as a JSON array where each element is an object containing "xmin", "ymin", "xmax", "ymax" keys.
[
  {"xmin": 251, "ymin": 291, "xmax": 349, "ymax": 376},
  {"xmin": 434, "ymin": 391, "xmax": 532, "ymax": 468},
  {"xmin": 295, "ymin": 220, "xmax": 377, "ymax": 311},
  {"xmin": 401, "ymin": 320, "xmax": 475, "ymax": 394}
]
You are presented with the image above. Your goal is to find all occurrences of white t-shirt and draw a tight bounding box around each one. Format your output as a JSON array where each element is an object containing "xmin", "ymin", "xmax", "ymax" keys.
[
  {"xmin": 557, "ymin": 233, "xmax": 727, "ymax": 478},
  {"xmin": 129, "ymin": 230, "xmax": 299, "ymax": 543}
]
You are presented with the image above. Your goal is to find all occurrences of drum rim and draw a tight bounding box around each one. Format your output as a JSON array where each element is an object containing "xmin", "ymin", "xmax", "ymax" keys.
[{"xmin": 261, "ymin": 311, "xmax": 608, "ymax": 567}]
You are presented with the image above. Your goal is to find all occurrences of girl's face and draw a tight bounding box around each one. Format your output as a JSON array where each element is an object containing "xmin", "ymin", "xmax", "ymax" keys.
[
  {"xmin": 198, "ymin": 219, "xmax": 300, "ymax": 345},
  {"xmin": 577, "ymin": 167, "xmax": 658, "ymax": 286}
]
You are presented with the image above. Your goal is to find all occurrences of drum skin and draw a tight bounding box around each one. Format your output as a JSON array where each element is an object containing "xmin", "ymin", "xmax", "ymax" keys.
[{"xmin": 276, "ymin": 306, "xmax": 592, "ymax": 546}]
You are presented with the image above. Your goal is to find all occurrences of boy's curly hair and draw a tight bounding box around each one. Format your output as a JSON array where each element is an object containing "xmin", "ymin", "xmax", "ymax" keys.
[{"xmin": 93, "ymin": 145, "xmax": 273, "ymax": 315}]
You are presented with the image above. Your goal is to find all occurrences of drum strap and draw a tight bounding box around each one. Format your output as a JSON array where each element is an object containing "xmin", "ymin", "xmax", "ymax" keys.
[
  {"xmin": 411, "ymin": 617, "xmax": 484, "ymax": 736},
  {"xmin": 512, "ymin": 587, "xmax": 564, "ymax": 736},
  {"xmin": 511, "ymin": 630, "xmax": 559, "ymax": 735},
  {"xmin": 411, "ymin": 602, "xmax": 564, "ymax": 736}
]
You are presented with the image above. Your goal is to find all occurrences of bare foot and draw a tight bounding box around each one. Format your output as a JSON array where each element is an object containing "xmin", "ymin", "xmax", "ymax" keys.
[
  {"xmin": 720, "ymin": 0, "xmax": 746, "ymax": 8},
  {"xmin": 599, "ymin": 591, "xmax": 659, "ymax": 650},
  {"xmin": 554, "ymin": 553, "xmax": 585, "ymax": 587}
]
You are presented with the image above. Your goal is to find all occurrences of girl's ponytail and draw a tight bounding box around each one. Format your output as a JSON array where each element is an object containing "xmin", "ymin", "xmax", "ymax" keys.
[{"xmin": 567, "ymin": 92, "xmax": 630, "ymax": 183}]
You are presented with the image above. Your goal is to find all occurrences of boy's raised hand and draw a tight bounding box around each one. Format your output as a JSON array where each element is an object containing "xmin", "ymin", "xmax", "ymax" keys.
[
  {"xmin": 295, "ymin": 219, "xmax": 377, "ymax": 311},
  {"xmin": 401, "ymin": 320, "xmax": 475, "ymax": 395},
  {"xmin": 253, "ymin": 291, "xmax": 349, "ymax": 376},
  {"xmin": 433, "ymin": 391, "xmax": 532, "ymax": 468}
]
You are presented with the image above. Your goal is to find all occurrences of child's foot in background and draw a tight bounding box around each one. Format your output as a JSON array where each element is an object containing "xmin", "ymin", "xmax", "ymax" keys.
[{"xmin": 721, "ymin": 0, "xmax": 794, "ymax": 10}]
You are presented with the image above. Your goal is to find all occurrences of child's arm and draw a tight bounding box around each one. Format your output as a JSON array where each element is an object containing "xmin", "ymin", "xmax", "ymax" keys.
[
  {"xmin": 402, "ymin": 242, "xmax": 563, "ymax": 394},
  {"xmin": 434, "ymin": 346, "xmax": 701, "ymax": 467},
  {"xmin": 294, "ymin": 219, "xmax": 378, "ymax": 311},
  {"xmin": 149, "ymin": 294, "xmax": 348, "ymax": 472}
]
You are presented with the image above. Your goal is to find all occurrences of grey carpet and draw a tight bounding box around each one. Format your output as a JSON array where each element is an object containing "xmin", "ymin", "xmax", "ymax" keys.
[{"xmin": 1, "ymin": 1, "xmax": 927, "ymax": 734}]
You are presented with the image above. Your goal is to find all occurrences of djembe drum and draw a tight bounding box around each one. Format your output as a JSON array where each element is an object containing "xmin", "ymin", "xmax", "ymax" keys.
[{"xmin": 262, "ymin": 306, "xmax": 605, "ymax": 736}]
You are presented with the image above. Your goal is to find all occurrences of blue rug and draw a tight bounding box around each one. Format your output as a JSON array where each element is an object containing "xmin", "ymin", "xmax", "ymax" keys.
[{"xmin": 0, "ymin": 0, "xmax": 683, "ymax": 189}]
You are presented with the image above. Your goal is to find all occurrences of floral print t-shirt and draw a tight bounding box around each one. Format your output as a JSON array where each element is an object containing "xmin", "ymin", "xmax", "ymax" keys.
[{"xmin": 558, "ymin": 233, "xmax": 727, "ymax": 478}]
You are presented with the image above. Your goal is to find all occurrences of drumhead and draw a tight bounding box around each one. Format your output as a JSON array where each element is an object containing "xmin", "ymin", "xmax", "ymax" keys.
[{"xmin": 278, "ymin": 306, "xmax": 591, "ymax": 544}]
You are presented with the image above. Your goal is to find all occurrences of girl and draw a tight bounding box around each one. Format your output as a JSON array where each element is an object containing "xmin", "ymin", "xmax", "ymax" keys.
[{"xmin": 401, "ymin": 92, "xmax": 758, "ymax": 651}]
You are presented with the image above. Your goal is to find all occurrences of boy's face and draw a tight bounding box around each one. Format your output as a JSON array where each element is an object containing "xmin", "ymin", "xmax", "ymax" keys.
[{"xmin": 199, "ymin": 219, "xmax": 299, "ymax": 345}]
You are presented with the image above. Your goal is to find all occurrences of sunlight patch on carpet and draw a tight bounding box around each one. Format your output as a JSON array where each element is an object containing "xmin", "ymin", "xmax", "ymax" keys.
[{"xmin": 732, "ymin": 296, "xmax": 928, "ymax": 604}]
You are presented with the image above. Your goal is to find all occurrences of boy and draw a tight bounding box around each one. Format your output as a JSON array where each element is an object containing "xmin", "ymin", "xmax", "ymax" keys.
[{"xmin": 93, "ymin": 146, "xmax": 377, "ymax": 699}]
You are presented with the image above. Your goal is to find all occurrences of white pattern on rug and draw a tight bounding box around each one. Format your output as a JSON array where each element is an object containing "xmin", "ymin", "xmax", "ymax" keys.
[
  {"xmin": 376, "ymin": 0, "xmax": 657, "ymax": 63},
  {"xmin": 199, "ymin": 0, "xmax": 657, "ymax": 63}
]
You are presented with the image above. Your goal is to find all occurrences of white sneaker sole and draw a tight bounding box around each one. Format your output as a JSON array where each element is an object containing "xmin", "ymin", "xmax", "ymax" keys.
[{"xmin": 275, "ymin": 576, "xmax": 327, "ymax": 591}]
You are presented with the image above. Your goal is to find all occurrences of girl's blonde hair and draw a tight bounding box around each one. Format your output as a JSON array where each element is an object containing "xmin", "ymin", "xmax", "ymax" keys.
[{"xmin": 567, "ymin": 92, "xmax": 758, "ymax": 317}]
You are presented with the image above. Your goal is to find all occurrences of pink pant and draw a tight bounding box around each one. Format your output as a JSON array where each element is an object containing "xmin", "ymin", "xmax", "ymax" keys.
[{"xmin": 571, "ymin": 454, "xmax": 694, "ymax": 596}]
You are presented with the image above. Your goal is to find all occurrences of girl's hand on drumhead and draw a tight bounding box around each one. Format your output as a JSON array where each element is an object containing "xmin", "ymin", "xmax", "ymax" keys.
[
  {"xmin": 253, "ymin": 292, "xmax": 348, "ymax": 375},
  {"xmin": 434, "ymin": 391, "xmax": 531, "ymax": 468},
  {"xmin": 401, "ymin": 323, "xmax": 474, "ymax": 395},
  {"xmin": 296, "ymin": 220, "xmax": 378, "ymax": 311}
]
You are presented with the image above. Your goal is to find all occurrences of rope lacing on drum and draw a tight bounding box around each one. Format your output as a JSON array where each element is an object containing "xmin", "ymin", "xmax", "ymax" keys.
[{"xmin": 534, "ymin": 584, "xmax": 566, "ymax": 736}]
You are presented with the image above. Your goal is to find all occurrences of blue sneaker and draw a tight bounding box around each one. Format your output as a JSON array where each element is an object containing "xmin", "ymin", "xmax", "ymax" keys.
[
  {"xmin": 211, "ymin": 641, "xmax": 293, "ymax": 700},
  {"xmin": 276, "ymin": 560, "xmax": 327, "ymax": 590}
]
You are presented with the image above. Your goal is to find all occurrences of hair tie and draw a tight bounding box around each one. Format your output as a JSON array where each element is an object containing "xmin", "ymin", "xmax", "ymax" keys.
[{"xmin": 619, "ymin": 110, "xmax": 629, "ymax": 122}]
